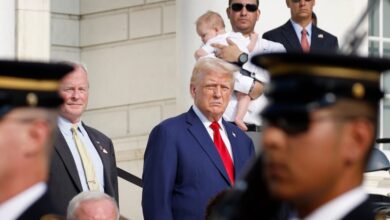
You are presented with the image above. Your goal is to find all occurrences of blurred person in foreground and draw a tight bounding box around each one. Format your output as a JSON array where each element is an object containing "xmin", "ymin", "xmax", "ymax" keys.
[
  {"xmin": 210, "ymin": 52, "xmax": 390, "ymax": 219},
  {"xmin": 0, "ymin": 60, "xmax": 73, "ymax": 219}
]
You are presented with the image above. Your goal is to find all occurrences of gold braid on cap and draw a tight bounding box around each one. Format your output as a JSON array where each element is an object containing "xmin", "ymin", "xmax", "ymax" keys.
[
  {"xmin": 0, "ymin": 76, "xmax": 59, "ymax": 91},
  {"xmin": 268, "ymin": 64, "xmax": 380, "ymax": 82}
]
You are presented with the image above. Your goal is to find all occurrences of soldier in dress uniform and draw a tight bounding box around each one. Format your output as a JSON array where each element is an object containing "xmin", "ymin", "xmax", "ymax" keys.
[
  {"xmin": 0, "ymin": 60, "xmax": 73, "ymax": 220},
  {"xmin": 209, "ymin": 52, "xmax": 390, "ymax": 220}
]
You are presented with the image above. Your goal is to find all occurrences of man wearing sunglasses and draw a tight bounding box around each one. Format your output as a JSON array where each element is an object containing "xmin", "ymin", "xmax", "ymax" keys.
[
  {"xmin": 263, "ymin": 0, "xmax": 338, "ymax": 53},
  {"xmin": 212, "ymin": 0, "xmax": 285, "ymax": 149},
  {"xmin": 249, "ymin": 52, "xmax": 390, "ymax": 219}
]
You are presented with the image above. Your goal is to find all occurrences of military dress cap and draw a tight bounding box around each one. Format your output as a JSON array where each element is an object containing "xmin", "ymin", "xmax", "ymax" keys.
[
  {"xmin": 251, "ymin": 52, "xmax": 390, "ymax": 134},
  {"xmin": 0, "ymin": 60, "xmax": 74, "ymax": 117}
]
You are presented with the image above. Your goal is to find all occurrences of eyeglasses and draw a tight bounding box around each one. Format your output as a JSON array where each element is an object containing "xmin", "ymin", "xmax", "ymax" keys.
[
  {"xmin": 291, "ymin": 0, "xmax": 312, "ymax": 3},
  {"xmin": 230, "ymin": 3, "xmax": 258, "ymax": 12}
]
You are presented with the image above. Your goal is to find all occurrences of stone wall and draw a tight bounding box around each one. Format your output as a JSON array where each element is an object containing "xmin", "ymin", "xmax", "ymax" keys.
[{"xmin": 51, "ymin": 0, "xmax": 176, "ymax": 219}]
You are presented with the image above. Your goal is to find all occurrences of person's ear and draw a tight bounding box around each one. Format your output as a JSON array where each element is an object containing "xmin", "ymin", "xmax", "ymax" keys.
[
  {"xmin": 286, "ymin": 0, "xmax": 291, "ymax": 8},
  {"xmin": 342, "ymin": 119, "xmax": 374, "ymax": 166},
  {"xmin": 226, "ymin": 7, "xmax": 231, "ymax": 20},
  {"xmin": 190, "ymin": 84, "xmax": 196, "ymax": 99},
  {"xmin": 24, "ymin": 120, "xmax": 50, "ymax": 156}
]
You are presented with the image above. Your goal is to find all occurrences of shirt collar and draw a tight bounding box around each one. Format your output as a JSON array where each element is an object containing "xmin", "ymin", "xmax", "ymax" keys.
[
  {"xmin": 0, "ymin": 182, "xmax": 46, "ymax": 220},
  {"xmin": 302, "ymin": 186, "xmax": 368, "ymax": 220},
  {"xmin": 192, "ymin": 105, "xmax": 224, "ymax": 131},
  {"xmin": 58, "ymin": 116, "xmax": 84, "ymax": 135},
  {"xmin": 290, "ymin": 19, "xmax": 312, "ymax": 37}
]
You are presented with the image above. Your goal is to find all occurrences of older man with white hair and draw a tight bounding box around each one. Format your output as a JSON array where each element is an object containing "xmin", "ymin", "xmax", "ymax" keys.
[{"xmin": 67, "ymin": 191, "xmax": 119, "ymax": 220}]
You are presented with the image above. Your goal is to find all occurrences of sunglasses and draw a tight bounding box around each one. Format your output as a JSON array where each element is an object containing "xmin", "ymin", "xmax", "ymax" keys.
[
  {"xmin": 264, "ymin": 112, "xmax": 310, "ymax": 135},
  {"xmin": 291, "ymin": 0, "xmax": 312, "ymax": 3},
  {"xmin": 230, "ymin": 3, "xmax": 258, "ymax": 12},
  {"xmin": 264, "ymin": 111, "xmax": 372, "ymax": 135}
]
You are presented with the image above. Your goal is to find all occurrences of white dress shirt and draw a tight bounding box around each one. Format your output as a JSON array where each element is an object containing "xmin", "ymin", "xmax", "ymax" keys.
[
  {"xmin": 290, "ymin": 19, "xmax": 313, "ymax": 46},
  {"xmin": 290, "ymin": 186, "xmax": 368, "ymax": 220},
  {"xmin": 58, "ymin": 116, "xmax": 105, "ymax": 192},
  {"xmin": 193, "ymin": 105, "xmax": 234, "ymax": 161},
  {"xmin": 0, "ymin": 182, "xmax": 46, "ymax": 220}
]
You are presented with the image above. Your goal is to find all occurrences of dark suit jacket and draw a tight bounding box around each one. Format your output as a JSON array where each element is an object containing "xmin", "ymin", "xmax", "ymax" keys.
[
  {"xmin": 142, "ymin": 107, "xmax": 255, "ymax": 220},
  {"xmin": 342, "ymin": 198, "xmax": 375, "ymax": 220},
  {"xmin": 273, "ymin": 197, "xmax": 374, "ymax": 220},
  {"xmin": 17, "ymin": 191, "xmax": 63, "ymax": 220},
  {"xmin": 48, "ymin": 123, "xmax": 118, "ymax": 215},
  {"xmin": 262, "ymin": 20, "xmax": 339, "ymax": 52}
]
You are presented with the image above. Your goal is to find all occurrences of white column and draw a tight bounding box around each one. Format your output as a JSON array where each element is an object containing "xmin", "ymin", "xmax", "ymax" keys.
[
  {"xmin": 176, "ymin": 0, "xmax": 227, "ymax": 112},
  {"xmin": 16, "ymin": 0, "xmax": 51, "ymax": 60},
  {"xmin": 0, "ymin": 0, "xmax": 16, "ymax": 59}
]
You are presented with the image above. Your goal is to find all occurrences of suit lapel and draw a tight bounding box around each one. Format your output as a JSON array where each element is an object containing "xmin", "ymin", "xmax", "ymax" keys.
[
  {"xmin": 341, "ymin": 198, "xmax": 374, "ymax": 220},
  {"xmin": 186, "ymin": 108, "xmax": 232, "ymax": 185},
  {"xmin": 282, "ymin": 21, "xmax": 302, "ymax": 52},
  {"xmin": 223, "ymin": 121, "xmax": 244, "ymax": 176},
  {"xmin": 311, "ymin": 25, "xmax": 320, "ymax": 50},
  {"xmin": 54, "ymin": 131, "xmax": 83, "ymax": 192}
]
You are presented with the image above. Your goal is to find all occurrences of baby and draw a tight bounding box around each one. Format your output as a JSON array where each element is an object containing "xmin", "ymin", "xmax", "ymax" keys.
[{"xmin": 195, "ymin": 10, "xmax": 258, "ymax": 131}]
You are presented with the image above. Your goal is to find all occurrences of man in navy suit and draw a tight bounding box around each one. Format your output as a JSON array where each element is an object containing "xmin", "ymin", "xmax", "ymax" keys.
[
  {"xmin": 263, "ymin": 0, "xmax": 338, "ymax": 52},
  {"xmin": 142, "ymin": 58, "xmax": 255, "ymax": 220}
]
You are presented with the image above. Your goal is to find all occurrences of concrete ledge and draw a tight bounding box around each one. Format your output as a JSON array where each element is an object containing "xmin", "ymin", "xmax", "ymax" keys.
[{"xmin": 116, "ymin": 149, "xmax": 145, "ymax": 162}]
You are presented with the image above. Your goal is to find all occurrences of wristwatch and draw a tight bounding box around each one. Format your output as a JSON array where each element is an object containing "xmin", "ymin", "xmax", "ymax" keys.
[{"xmin": 237, "ymin": 52, "xmax": 248, "ymax": 66}]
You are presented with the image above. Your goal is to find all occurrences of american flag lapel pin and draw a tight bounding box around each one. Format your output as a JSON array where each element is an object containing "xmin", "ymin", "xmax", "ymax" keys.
[{"xmin": 97, "ymin": 141, "xmax": 108, "ymax": 154}]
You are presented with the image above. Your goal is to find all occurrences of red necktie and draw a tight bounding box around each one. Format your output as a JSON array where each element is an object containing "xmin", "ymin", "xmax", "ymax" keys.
[
  {"xmin": 210, "ymin": 121, "xmax": 235, "ymax": 184},
  {"xmin": 301, "ymin": 29, "xmax": 310, "ymax": 53}
]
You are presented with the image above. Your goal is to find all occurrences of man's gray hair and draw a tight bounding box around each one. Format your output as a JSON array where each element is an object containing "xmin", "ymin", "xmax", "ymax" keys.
[
  {"xmin": 67, "ymin": 191, "xmax": 119, "ymax": 220},
  {"xmin": 191, "ymin": 57, "xmax": 237, "ymax": 88}
]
